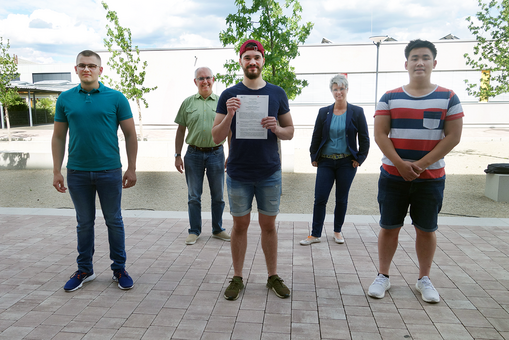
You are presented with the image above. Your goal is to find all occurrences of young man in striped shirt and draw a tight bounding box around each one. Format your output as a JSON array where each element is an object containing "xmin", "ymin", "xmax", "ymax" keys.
[{"xmin": 367, "ymin": 39, "xmax": 464, "ymax": 303}]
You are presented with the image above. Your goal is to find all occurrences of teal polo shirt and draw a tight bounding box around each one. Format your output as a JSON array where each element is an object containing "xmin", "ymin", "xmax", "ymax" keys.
[
  {"xmin": 174, "ymin": 92, "xmax": 224, "ymax": 147},
  {"xmin": 55, "ymin": 82, "xmax": 133, "ymax": 171}
]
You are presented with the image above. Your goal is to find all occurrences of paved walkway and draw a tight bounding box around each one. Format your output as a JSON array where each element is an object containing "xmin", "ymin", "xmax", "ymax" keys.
[
  {"xmin": 1, "ymin": 125, "xmax": 508, "ymax": 339},
  {"xmin": 0, "ymin": 208, "xmax": 508, "ymax": 340}
]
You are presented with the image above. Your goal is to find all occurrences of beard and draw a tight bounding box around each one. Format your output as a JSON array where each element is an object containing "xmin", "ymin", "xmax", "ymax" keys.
[{"xmin": 242, "ymin": 64, "xmax": 262, "ymax": 80}]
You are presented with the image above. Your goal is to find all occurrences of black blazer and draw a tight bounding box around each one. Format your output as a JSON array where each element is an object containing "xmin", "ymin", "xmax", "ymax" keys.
[{"xmin": 310, "ymin": 102, "xmax": 370, "ymax": 164}]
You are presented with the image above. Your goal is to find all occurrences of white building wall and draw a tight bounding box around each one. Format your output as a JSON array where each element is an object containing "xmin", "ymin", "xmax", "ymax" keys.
[
  {"xmin": 16, "ymin": 40, "xmax": 508, "ymax": 127},
  {"xmin": 17, "ymin": 62, "xmax": 79, "ymax": 84}
]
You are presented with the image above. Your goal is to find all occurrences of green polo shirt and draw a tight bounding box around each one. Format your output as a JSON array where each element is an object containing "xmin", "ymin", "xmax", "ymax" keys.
[{"xmin": 174, "ymin": 93, "xmax": 224, "ymax": 147}]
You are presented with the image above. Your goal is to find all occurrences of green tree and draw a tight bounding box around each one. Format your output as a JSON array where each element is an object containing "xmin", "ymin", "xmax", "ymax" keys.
[
  {"xmin": 36, "ymin": 96, "xmax": 56, "ymax": 122},
  {"xmin": 102, "ymin": 1, "xmax": 157, "ymax": 140},
  {"xmin": 0, "ymin": 37, "xmax": 20, "ymax": 142},
  {"xmin": 36, "ymin": 96, "xmax": 56, "ymax": 113},
  {"xmin": 218, "ymin": 0, "xmax": 313, "ymax": 100},
  {"xmin": 464, "ymin": 0, "xmax": 509, "ymax": 100}
]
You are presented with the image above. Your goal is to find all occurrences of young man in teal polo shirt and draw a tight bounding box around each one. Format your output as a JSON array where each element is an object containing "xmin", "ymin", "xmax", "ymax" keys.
[
  {"xmin": 174, "ymin": 67, "xmax": 230, "ymax": 245},
  {"xmin": 52, "ymin": 50, "xmax": 138, "ymax": 292}
]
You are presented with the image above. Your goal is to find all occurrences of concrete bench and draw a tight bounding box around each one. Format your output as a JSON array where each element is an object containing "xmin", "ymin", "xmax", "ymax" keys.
[{"xmin": 485, "ymin": 173, "xmax": 509, "ymax": 202}]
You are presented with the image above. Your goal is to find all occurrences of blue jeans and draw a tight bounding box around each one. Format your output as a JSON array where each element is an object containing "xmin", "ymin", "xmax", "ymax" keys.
[
  {"xmin": 184, "ymin": 145, "xmax": 225, "ymax": 235},
  {"xmin": 378, "ymin": 174, "xmax": 445, "ymax": 232},
  {"xmin": 311, "ymin": 157, "xmax": 357, "ymax": 237},
  {"xmin": 67, "ymin": 168, "xmax": 126, "ymax": 273}
]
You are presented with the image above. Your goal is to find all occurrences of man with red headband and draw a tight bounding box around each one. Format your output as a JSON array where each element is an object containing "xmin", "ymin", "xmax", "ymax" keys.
[{"xmin": 212, "ymin": 39, "xmax": 294, "ymax": 301}]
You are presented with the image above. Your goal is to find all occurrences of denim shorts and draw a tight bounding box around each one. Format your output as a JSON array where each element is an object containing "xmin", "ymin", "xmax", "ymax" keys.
[
  {"xmin": 378, "ymin": 174, "xmax": 445, "ymax": 232},
  {"xmin": 227, "ymin": 170, "xmax": 282, "ymax": 217}
]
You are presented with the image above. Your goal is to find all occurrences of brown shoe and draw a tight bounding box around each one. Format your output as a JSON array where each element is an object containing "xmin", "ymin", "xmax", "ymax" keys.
[
  {"xmin": 224, "ymin": 276, "xmax": 244, "ymax": 301},
  {"xmin": 212, "ymin": 231, "xmax": 231, "ymax": 242},
  {"xmin": 266, "ymin": 275, "xmax": 290, "ymax": 298},
  {"xmin": 185, "ymin": 234, "xmax": 199, "ymax": 245}
]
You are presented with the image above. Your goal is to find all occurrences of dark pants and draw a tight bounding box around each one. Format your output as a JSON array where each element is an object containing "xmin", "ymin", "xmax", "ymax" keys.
[
  {"xmin": 67, "ymin": 168, "xmax": 126, "ymax": 273},
  {"xmin": 311, "ymin": 157, "xmax": 357, "ymax": 237}
]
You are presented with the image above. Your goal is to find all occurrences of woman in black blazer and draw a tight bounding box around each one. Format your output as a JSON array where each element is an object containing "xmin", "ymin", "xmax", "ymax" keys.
[{"xmin": 300, "ymin": 74, "xmax": 370, "ymax": 245}]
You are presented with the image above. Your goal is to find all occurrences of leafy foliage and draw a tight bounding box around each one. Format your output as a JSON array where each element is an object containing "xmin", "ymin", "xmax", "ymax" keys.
[
  {"xmin": 218, "ymin": 0, "xmax": 313, "ymax": 100},
  {"xmin": 0, "ymin": 38, "xmax": 19, "ymax": 109},
  {"xmin": 0, "ymin": 37, "xmax": 20, "ymax": 140},
  {"xmin": 9, "ymin": 94, "xmax": 28, "ymax": 111},
  {"xmin": 36, "ymin": 96, "xmax": 56, "ymax": 118},
  {"xmin": 464, "ymin": 0, "xmax": 509, "ymax": 100},
  {"xmin": 102, "ymin": 1, "xmax": 157, "ymax": 138}
]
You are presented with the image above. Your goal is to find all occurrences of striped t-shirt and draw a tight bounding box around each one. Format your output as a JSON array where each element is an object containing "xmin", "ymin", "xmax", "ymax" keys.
[{"xmin": 374, "ymin": 85, "xmax": 464, "ymax": 180}]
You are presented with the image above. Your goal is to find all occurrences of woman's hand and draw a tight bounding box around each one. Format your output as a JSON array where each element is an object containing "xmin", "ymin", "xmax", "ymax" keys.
[
  {"xmin": 312, "ymin": 161, "xmax": 318, "ymax": 167},
  {"xmin": 351, "ymin": 159, "xmax": 359, "ymax": 168}
]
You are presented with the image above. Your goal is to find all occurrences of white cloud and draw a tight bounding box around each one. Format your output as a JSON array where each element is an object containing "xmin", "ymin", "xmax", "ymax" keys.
[
  {"xmin": 0, "ymin": 0, "xmax": 483, "ymax": 64},
  {"xmin": 0, "ymin": 9, "xmax": 102, "ymax": 47},
  {"xmin": 14, "ymin": 47, "xmax": 55, "ymax": 64},
  {"xmin": 173, "ymin": 33, "xmax": 217, "ymax": 48}
]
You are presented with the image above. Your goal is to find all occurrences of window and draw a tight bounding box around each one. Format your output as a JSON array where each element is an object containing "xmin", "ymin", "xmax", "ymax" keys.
[{"xmin": 32, "ymin": 72, "xmax": 71, "ymax": 83}]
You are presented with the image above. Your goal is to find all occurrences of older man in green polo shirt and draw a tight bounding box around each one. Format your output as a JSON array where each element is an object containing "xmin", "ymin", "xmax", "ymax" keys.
[{"xmin": 175, "ymin": 67, "xmax": 230, "ymax": 245}]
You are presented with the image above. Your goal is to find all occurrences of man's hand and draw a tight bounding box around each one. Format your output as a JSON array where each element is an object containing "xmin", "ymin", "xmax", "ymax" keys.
[
  {"xmin": 395, "ymin": 161, "xmax": 422, "ymax": 181},
  {"xmin": 226, "ymin": 97, "xmax": 241, "ymax": 116},
  {"xmin": 122, "ymin": 168, "xmax": 137, "ymax": 189},
  {"xmin": 53, "ymin": 172, "xmax": 67, "ymax": 193},
  {"xmin": 175, "ymin": 156, "xmax": 184, "ymax": 173},
  {"xmin": 261, "ymin": 116, "xmax": 278, "ymax": 133}
]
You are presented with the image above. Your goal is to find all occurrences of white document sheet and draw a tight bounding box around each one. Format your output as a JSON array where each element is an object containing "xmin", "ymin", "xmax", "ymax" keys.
[{"xmin": 236, "ymin": 95, "xmax": 269, "ymax": 139}]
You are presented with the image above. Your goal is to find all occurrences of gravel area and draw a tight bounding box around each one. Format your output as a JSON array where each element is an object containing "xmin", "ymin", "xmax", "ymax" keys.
[
  {"xmin": 1, "ymin": 124, "xmax": 508, "ymax": 219},
  {"xmin": 1, "ymin": 170, "xmax": 507, "ymax": 218}
]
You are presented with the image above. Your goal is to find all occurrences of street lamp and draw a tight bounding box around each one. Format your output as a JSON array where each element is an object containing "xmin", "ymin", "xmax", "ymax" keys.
[{"xmin": 369, "ymin": 35, "xmax": 388, "ymax": 107}]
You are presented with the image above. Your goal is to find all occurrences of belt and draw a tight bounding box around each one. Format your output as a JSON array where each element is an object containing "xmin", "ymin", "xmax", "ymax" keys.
[
  {"xmin": 189, "ymin": 145, "xmax": 221, "ymax": 152},
  {"xmin": 321, "ymin": 153, "xmax": 351, "ymax": 160}
]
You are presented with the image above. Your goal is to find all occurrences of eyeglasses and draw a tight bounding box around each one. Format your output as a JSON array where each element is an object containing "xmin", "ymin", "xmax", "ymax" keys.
[
  {"xmin": 196, "ymin": 76, "xmax": 213, "ymax": 81},
  {"xmin": 77, "ymin": 64, "xmax": 98, "ymax": 70}
]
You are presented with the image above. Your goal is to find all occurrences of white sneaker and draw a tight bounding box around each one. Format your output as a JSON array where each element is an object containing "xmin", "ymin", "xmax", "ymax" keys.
[
  {"xmin": 368, "ymin": 274, "xmax": 391, "ymax": 299},
  {"xmin": 416, "ymin": 276, "xmax": 440, "ymax": 303},
  {"xmin": 299, "ymin": 236, "xmax": 321, "ymax": 245}
]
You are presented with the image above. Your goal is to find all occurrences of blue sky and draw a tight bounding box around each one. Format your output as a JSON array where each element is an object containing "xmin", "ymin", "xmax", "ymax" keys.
[{"xmin": 0, "ymin": 0, "xmax": 480, "ymax": 64}]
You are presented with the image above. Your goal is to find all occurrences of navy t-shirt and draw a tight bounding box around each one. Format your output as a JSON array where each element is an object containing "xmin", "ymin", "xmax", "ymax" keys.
[{"xmin": 217, "ymin": 82, "xmax": 290, "ymax": 182}]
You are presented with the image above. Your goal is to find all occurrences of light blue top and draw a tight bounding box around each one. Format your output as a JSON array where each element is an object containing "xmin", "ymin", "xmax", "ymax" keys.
[
  {"xmin": 321, "ymin": 113, "xmax": 349, "ymax": 156},
  {"xmin": 55, "ymin": 82, "xmax": 133, "ymax": 171}
]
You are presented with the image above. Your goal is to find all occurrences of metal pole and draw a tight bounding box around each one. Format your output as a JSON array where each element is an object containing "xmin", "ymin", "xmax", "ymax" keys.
[
  {"xmin": 28, "ymin": 90, "xmax": 33, "ymax": 127},
  {"xmin": 0, "ymin": 103, "xmax": 4, "ymax": 129},
  {"xmin": 374, "ymin": 42, "xmax": 380, "ymax": 107}
]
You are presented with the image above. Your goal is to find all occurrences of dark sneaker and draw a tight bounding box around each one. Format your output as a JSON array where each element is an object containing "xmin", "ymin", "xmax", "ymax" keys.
[
  {"xmin": 224, "ymin": 276, "xmax": 244, "ymax": 301},
  {"xmin": 113, "ymin": 269, "xmax": 134, "ymax": 290},
  {"xmin": 64, "ymin": 270, "xmax": 96, "ymax": 292},
  {"xmin": 266, "ymin": 275, "xmax": 291, "ymax": 298}
]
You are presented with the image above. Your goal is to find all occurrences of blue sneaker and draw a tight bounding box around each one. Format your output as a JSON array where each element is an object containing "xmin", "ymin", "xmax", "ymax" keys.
[
  {"xmin": 113, "ymin": 269, "xmax": 134, "ymax": 290},
  {"xmin": 64, "ymin": 270, "xmax": 96, "ymax": 292}
]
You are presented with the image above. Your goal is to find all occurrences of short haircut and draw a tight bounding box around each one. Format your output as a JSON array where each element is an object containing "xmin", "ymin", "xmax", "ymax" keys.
[
  {"xmin": 76, "ymin": 50, "xmax": 101, "ymax": 65},
  {"xmin": 329, "ymin": 74, "xmax": 348, "ymax": 91},
  {"xmin": 404, "ymin": 39, "xmax": 437, "ymax": 60},
  {"xmin": 195, "ymin": 67, "xmax": 213, "ymax": 78}
]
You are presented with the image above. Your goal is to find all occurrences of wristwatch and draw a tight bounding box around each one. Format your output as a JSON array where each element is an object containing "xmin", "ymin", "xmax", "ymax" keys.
[{"xmin": 174, "ymin": 153, "xmax": 181, "ymax": 157}]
